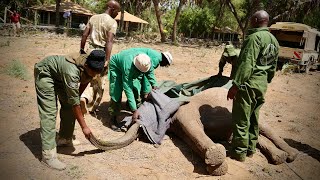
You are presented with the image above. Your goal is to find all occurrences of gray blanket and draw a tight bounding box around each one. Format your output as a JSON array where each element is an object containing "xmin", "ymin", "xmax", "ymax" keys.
[{"xmin": 122, "ymin": 90, "xmax": 180, "ymax": 144}]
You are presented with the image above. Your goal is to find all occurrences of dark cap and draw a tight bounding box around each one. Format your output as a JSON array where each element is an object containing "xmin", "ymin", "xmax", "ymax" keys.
[{"xmin": 86, "ymin": 50, "xmax": 106, "ymax": 72}]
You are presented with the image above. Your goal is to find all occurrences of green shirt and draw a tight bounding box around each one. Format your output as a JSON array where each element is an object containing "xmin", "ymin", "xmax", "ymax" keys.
[
  {"xmin": 233, "ymin": 27, "xmax": 279, "ymax": 92},
  {"xmin": 110, "ymin": 48, "xmax": 156, "ymax": 110}
]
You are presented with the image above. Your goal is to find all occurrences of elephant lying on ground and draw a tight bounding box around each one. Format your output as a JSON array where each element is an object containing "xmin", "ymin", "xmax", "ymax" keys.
[{"xmin": 89, "ymin": 88, "xmax": 299, "ymax": 176}]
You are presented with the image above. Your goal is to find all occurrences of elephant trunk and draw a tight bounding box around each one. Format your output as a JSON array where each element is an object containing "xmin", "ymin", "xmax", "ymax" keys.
[{"xmin": 89, "ymin": 123, "xmax": 140, "ymax": 151}]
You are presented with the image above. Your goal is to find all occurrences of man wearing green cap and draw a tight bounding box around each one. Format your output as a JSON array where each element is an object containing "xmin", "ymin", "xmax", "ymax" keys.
[
  {"xmin": 217, "ymin": 45, "xmax": 240, "ymax": 79},
  {"xmin": 108, "ymin": 49, "xmax": 154, "ymax": 130},
  {"xmin": 34, "ymin": 50, "xmax": 106, "ymax": 170},
  {"xmin": 227, "ymin": 10, "xmax": 279, "ymax": 162},
  {"xmin": 129, "ymin": 48, "xmax": 173, "ymax": 107}
]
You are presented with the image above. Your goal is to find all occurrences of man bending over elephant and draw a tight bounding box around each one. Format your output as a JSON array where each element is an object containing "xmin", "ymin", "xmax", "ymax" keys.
[
  {"xmin": 129, "ymin": 48, "xmax": 173, "ymax": 107},
  {"xmin": 227, "ymin": 10, "xmax": 279, "ymax": 162},
  {"xmin": 217, "ymin": 44, "xmax": 240, "ymax": 79},
  {"xmin": 108, "ymin": 49, "xmax": 155, "ymax": 131},
  {"xmin": 34, "ymin": 50, "xmax": 106, "ymax": 170}
]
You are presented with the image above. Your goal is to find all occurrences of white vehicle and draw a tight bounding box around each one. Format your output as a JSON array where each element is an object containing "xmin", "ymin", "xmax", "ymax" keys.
[{"xmin": 269, "ymin": 22, "xmax": 320, "ymax": 73}]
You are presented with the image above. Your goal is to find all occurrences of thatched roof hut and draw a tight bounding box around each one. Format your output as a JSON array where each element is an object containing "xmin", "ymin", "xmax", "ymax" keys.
[
  {"xmin": 29, "ymin": 1, "xmax": 94, "ymax": 27},
  {"xmin": 115, "ymin": 11, "xmax": 148, "ymax": 32}
]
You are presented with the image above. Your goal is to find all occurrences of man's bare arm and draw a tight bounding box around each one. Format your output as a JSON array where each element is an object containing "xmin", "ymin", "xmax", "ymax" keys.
[
  {"xmin": 104, "ymin": 31, "xmax": 114, "ymax": 67},
  {"xmin": 80, "ymin": 26, "xmax": 90, "ymax": 52},
  {"xmin": 72, "ymin": 105, "xmax": 91, "ymax": 139}
]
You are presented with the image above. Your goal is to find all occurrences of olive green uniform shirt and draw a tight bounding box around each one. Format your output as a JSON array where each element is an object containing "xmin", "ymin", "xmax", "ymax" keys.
[
  {"xmin": 37, "ymin": 55, "xmax": 92, "ymax": 106},
  {"xmin": 233, "ymin": 27, "xmax": 279, "ymax": 92}
]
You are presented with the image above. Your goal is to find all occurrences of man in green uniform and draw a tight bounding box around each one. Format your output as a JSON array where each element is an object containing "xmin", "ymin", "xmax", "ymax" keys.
[
  {"xmin": 217, "ymin": 44, "xmax": 240, "ymax": 79},
  {"xmin": 130, "ymin": 48, "xmax": 173, "ymax": 107},
  {"xmin": 227, "ymin": 10, "xmax": 279, "ymax": 162},
  {"xmin": 34, "ymin": 50, "xmax": 106, "ymax": 170},
  {"xmin": 108, "ymin": 49, "xmax": 155, "ymax": 130}
]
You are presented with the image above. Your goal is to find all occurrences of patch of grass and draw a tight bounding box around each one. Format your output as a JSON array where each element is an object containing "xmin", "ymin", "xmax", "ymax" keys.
[
  {"xmin": 4, "ymin": 60, "xmax": 30, "ymax": 80},
  {"xmin": 67, "ymin": 165, "xmax": 84, "ymax": 179},
  {"xmin": 0, "ymin": 40, "xmax": 10, "ymax": 47}
]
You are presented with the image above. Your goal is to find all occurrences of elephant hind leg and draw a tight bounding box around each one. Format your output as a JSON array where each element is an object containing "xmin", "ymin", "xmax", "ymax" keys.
[
  {"xmin": 258, "ymin": 135, "xmax": 288, "ymax": 165},
  {"xmin": 259, "ymin": 123, "xmax": 299, "ymax": 162}
]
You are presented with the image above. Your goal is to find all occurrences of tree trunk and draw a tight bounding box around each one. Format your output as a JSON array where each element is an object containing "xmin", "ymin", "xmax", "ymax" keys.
[
  {"xmin": 172, "ymin": 0, "xmax": 186, "ymax": 43},
  {"xmin": 55, "ymin": 0, "xmax": 61, "ymax": 27},
  {"xmin": 213, "ymin": 0, "xmax": 225, "ymax": 31},
  {"xmin": 120, "ymin": 0, "xmax": 125, "ymax": 32},
  {"xmin": 226, "ymin": 0, "xmax": 245, "ymax": 38},
  {"xmin": 152, "ymin": 0, "xmax": 166, "ymax": 42}
]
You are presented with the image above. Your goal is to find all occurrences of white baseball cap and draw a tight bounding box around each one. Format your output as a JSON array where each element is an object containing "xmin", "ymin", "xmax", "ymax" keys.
[
  {"xmin": 162, "ymin": 52, "xmax": 173, "ymax": 65},
  {"xmin": 133, "ymin": 54, "xmax": 151, "ymax": 72}
]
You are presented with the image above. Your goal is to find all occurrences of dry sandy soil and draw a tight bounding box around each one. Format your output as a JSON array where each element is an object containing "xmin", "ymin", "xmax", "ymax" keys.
[{"xmin": 0, "ymin": 33, "xmax": 319, "ymax": 180}]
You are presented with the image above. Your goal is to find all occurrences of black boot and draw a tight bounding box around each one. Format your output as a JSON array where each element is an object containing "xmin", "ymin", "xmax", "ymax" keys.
[{"xmin": 110, "ymin": 116, "xmax": 121, "ymax": 132}]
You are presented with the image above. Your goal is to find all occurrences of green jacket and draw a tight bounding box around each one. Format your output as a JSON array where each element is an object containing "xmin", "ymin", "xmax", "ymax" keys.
[
  {"xmin": 109, "ymin": 48, "xmax": 156, "ymax": 111},
  {"xmin": 233, "ymin": 27, "xmax": 279, "ymax": 93}
]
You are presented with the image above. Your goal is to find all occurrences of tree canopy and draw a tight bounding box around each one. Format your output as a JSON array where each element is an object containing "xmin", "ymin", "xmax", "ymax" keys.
[{"xmin": 2, "ymin": 0, "xmax": 319, "ymax": 40}]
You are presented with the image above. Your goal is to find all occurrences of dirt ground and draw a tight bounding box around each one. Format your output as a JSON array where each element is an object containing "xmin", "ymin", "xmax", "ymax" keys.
[{"xmin": 0, "ymin": 34, "xmax": 319, "ymax": 180}]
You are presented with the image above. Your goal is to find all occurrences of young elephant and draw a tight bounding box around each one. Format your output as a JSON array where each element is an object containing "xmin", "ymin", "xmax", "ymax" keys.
[
  {"xmin": 169, "ymin": 88, "xmax": 299, "ymax": 175},
  {"xmin": 89, "ymin": 88, "xmax": 299, "ymax": 176}
]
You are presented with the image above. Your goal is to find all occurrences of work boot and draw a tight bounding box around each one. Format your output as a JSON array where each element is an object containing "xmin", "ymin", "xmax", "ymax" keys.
[
  {"xmin": 247, "ymin": 151, "xmax": 256, "ymax": 158},
  {"xmin": 110, "ymin": 116, "xmax": 121, "ymax": 132},
  {"xmin": 42, "ymin": 147, "xmax": 66, "ymax": 170},
  {"xmin": 229, "ymin": 151, "xmax": 246, "ymax": 162},
  {"xmin": 56, "ymin": 135, "xmax": 80, "ymax": 147}
]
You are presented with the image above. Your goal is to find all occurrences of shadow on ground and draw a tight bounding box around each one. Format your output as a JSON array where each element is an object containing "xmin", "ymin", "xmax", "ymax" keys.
[
  {"xmin": 168, "ymin": 133, "xmax": 208, "ymax": 175},
  {"xmin": 19, "ymin": 128, "xmax": 102, "ymax": 157},
  {"xmin": 19, "ymin": 128, "xmax": 42, "ymax": 161},
  {"xmin": 90, "ymin": 101, "xmax": 131, "ymax": 129},
  {"xmin": 284, "ymin": 138, "xmax": 320, "ymax": 162}
]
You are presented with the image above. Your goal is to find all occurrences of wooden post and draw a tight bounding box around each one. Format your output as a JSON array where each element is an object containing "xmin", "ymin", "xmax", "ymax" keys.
[
  {"xmin": 34, "ymin": 10, "xmax": 37, "ymax": 25},
  {"xmin": 4, "ymin": 7, "xmax": 7, "ymax": 24},
  {"xmin": 48, "ymin": 12, "xmax": 50, "ymax": 24},
  {"xmin": 125, "ymin": 21, "xmax": 129, "ymax": 33},
  {"xmin": 69, "ymin": 13, "xmax": 72, "ymax": 28}
]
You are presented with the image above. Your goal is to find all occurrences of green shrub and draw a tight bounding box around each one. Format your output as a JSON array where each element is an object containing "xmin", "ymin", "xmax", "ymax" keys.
[{"xmin": 5, "ymin": 60, "xmax": 30, "ymax": 80}]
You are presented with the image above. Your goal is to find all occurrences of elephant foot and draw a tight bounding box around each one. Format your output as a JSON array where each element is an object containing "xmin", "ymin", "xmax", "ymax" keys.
[
  {"xmin": 206, "ymin": 161, "xmax": 228, "ymax": 176},
  {"xmin": 205, "ymin": 143, "xmax": 226, "ymax": 166},
  {"xmin": 287, "ymin": 152, "xmax": 298, "ymax": 163}
]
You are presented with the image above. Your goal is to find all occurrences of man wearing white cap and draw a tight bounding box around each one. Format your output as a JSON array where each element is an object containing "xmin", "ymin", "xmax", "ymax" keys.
[
  {"xmin": 128, "ymin": 48, "xmax": 173, "ymax": 107},
  {"xmin": 108, "ymin": 49, "xmax": 154, "ymax": 130}
]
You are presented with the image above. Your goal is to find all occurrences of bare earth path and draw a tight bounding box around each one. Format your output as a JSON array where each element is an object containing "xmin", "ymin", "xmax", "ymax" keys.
[{"xmin": 0, "ymin": 34, "xmax": 319, "ymax": 179}]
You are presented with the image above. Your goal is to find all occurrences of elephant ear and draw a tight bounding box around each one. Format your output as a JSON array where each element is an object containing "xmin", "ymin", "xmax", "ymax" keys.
[{"xmin": 88, "ymin": 123, "xmax": 140, "ymax": 151}]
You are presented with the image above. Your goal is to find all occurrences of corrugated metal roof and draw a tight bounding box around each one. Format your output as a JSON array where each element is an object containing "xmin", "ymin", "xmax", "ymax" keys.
[
  {"xmin": 115, "ymin": 11, "xmax": 148, "ymax": 24},
  {"xmin": 29, "ymin": 1, "xmax": 94, "ymax": 16}
]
